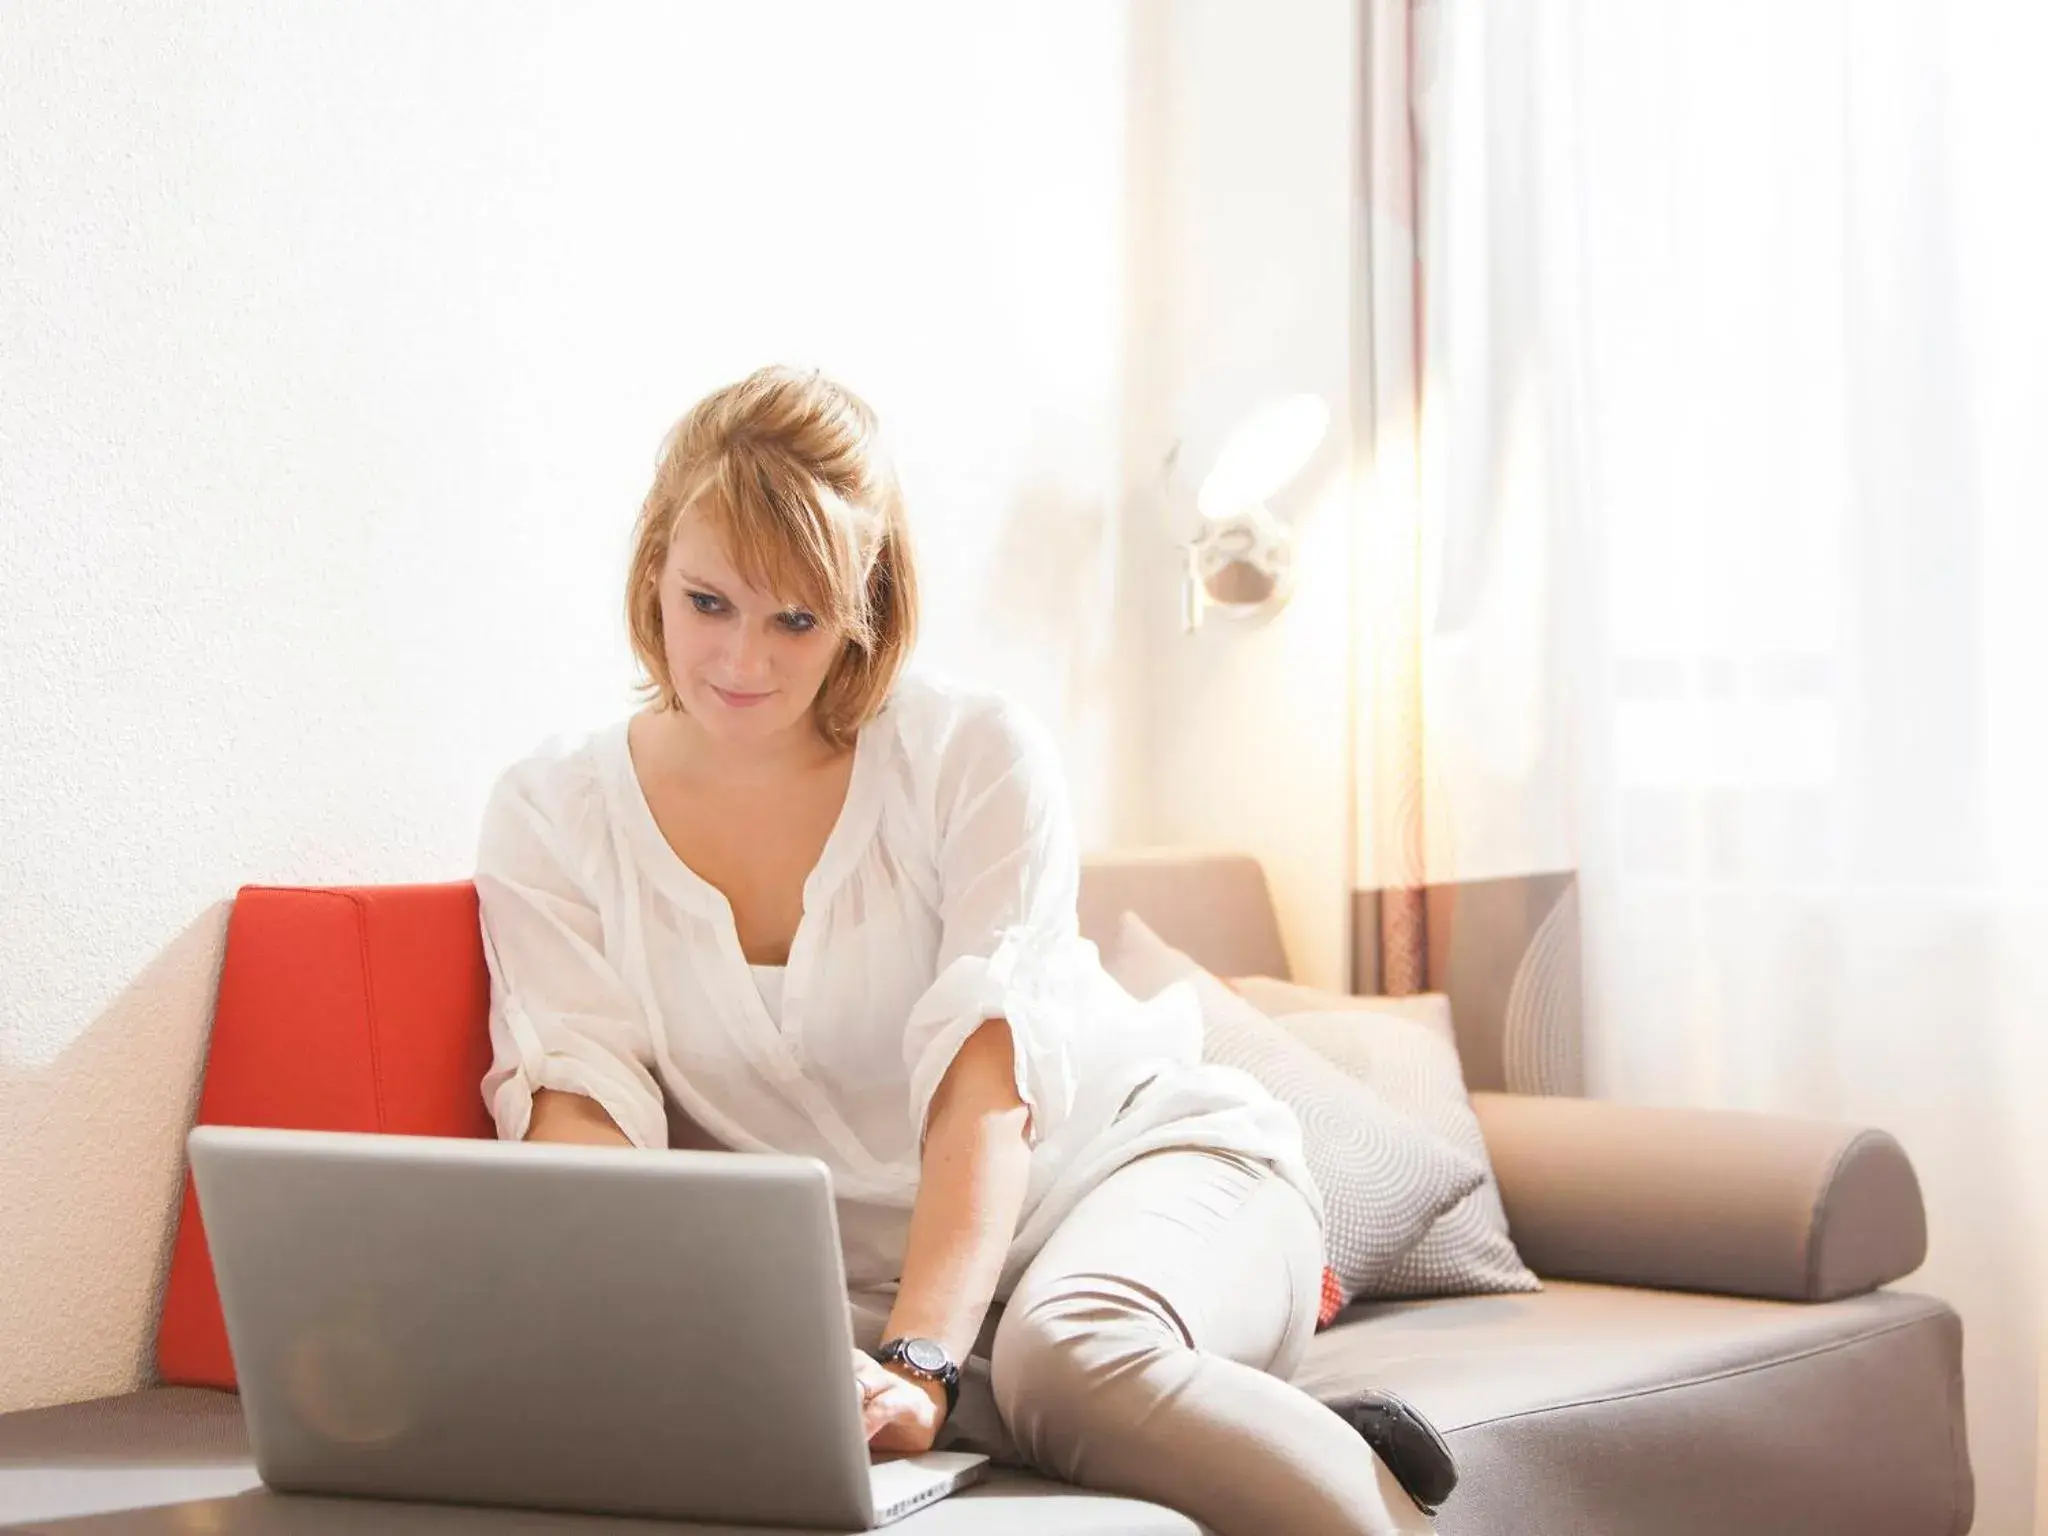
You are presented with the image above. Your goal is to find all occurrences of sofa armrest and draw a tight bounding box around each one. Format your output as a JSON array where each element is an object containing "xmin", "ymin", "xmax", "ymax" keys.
[{"xmin": 1470, "ymin": 1091, "xmax": 1928, "ymax": 1301}]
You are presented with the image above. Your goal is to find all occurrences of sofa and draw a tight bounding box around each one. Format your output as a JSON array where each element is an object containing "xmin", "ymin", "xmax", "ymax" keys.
[{"xmin": 0, "ymin": 853, "xmax": 1973, "ymax": 1534}]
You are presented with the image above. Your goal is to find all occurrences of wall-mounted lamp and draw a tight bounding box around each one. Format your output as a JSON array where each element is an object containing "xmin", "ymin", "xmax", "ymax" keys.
[{"xmin": 1173, "ymin": 393, "xmax": 1330, "ymax": 631}]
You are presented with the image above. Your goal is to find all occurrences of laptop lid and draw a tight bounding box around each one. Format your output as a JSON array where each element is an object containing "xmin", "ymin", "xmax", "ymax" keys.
[{"xmin": 187, "ymin": 1126, "xmax": 887, "ymax": 1527}]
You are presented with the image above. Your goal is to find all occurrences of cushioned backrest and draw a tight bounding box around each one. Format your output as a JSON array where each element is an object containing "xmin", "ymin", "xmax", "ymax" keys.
[
  {"xmin": 155, "ymin": 883, "xmax": 491, "ymax": 1389},
  {"xmin": 1077, "ymin": 851, "xmax": 1290, "ymax": 980},
  {"xmin": 155, "ymin": 856, "xmax": 1286, "ymax": 1389}
]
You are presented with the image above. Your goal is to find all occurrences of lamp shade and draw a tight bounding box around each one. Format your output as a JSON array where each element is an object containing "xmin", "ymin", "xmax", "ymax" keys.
[{"xmin": 1195, "ymin": 393, "xmax": 1330, "ymax": 521}]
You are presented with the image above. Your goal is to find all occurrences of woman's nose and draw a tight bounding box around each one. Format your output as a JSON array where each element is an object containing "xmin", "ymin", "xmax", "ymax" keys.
[{"xmin": 722, "ymin": 623, "xmax": 773, "ymax": 684}]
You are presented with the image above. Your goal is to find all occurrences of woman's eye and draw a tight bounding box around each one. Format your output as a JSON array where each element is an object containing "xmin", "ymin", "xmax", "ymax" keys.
[
  {"xmin": 779, "ymin": 611, "xmax": 818, "ymax": 635},
  {"xmin": 687, "ymin": 591, "xmax": 724, "ymax": 616}
]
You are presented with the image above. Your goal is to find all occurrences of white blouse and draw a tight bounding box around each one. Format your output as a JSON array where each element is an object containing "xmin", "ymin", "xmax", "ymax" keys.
[
  {"xmin": 749, "ymin": 965, "xmax": 788, "ymax": 1029},
  {"xmin": 475, "ymin": 667, "xmax": 1318, "ymax": 1295}
]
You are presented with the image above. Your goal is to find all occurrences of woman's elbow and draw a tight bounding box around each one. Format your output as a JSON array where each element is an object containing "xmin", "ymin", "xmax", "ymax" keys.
[{"xmin": 925, "ymin": 1019, "xmax": 1033, "ymax": 1143}]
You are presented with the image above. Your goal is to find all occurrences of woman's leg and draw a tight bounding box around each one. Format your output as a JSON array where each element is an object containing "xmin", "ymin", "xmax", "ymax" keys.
[{"xmin": 989, "ymin": 1149, "xmax": 1436, "ymax": 1536}]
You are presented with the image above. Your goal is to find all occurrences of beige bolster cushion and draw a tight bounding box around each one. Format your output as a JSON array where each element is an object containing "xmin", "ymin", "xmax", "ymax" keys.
[{"xmin": 1470, "ymin": 1091, "xmax": 1928, "ymax": 1302}]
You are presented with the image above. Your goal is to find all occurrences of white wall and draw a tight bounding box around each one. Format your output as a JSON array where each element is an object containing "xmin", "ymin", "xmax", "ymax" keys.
[
  {"xmin": 0, "ymin": 0, "xmax": 1133, "ymax": 1413},
  {"xmin": 1120, "ymin": 0, "xmax": 1360, "ymax": 987}
]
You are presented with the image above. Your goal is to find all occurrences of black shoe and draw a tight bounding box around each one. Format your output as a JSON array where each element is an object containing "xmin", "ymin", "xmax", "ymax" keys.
[{"xmin": 1329, "ymin": 1388, "xmax": 1458, "ymax": 1516}]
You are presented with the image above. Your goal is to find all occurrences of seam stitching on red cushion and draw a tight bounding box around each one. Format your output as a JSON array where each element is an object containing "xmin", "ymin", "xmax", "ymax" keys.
[{"xmin": 344, "ymin": 891, "xmax": 390, "ymax": 1132}]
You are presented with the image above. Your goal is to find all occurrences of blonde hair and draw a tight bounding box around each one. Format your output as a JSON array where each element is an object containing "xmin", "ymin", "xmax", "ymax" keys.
[{"xmin": 626, "ymin": 366, "xmax": 919, "ymax": 749}]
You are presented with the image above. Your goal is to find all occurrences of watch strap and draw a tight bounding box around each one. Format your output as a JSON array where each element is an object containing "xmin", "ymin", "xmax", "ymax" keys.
[{"xmin": 871, "ymin": 1337, "xmax": 961, "ymax": 1418}]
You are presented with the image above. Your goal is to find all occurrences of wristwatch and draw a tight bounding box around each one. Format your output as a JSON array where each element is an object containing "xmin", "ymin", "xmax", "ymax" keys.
[{"xmin": 871, "ymin": 1336, "xmax": 960, "ymax": 1418}]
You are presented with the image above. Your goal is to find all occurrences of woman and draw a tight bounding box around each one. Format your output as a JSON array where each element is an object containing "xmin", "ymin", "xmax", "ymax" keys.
[{"xmin": 474, "ymin": 366, "xmax": 1455, "ymax": 1534}]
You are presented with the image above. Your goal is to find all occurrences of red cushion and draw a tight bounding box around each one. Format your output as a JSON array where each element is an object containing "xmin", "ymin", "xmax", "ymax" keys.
[
  {"xmin": 155, "ymin": 883, "xmax": 492, "ymax": 1389},
  {"xmin": 1317, "ymin": 1265, "xmax": 1347, "ymax": 1330}
]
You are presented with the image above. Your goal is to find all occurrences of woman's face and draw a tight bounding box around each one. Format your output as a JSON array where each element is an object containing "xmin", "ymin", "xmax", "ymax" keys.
[{"xmin": 654, "ymin": 514, "xmax": 844, "ymax": 749}]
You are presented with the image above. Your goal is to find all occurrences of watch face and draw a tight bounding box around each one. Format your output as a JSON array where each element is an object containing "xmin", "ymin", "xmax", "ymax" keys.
[{"xmin": 903, "ymin": 1337, "xmax": 949, "ymax": 1374}]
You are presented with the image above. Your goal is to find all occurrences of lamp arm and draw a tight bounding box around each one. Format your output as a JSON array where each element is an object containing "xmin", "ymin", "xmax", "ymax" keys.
[{"xmin": 1180, "ymin": 541, "xmax": 1208, "ymax": 632}]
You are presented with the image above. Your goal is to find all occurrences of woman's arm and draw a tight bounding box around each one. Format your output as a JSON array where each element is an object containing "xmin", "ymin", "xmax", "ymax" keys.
[
  {"xmin": 475, "ymin": 757, "xmax": 671, "ymax": 1151},
  {"xmin": 876, "ymin": 694, "xmax": 1085, "ymax": 1439},
  {"xmin": 524, "ymin": 1087, "xmax": 635, "ymax": 1147},
  {"xmin": 882, "ymin": 1017, "xmax": 1034, "ymax": 1385}
]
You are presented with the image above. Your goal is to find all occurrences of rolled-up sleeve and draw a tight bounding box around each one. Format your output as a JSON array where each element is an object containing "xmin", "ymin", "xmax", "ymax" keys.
[
  {"xmin": 901, "ymin": 698, "xmax": 1087, "ymax": 1150},
  {"xmin": 475, "ymin": 762, "xmax": 669, "ymax": 1151}
]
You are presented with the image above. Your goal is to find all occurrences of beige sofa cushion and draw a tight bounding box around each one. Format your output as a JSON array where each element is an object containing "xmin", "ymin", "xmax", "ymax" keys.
[
  {"xmin": 1296, "ymin": 1281, "xmax": 1971, "ymax": 1536},
  {"xmin": 1230, "ymin": 976, "xmax": 1452, "ymax": 1034}
]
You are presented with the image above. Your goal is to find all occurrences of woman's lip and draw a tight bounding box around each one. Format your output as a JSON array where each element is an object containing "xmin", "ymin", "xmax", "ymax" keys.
[{"xmin": 711, "ymin": 685, "xmax": 774, "ymax": 707}]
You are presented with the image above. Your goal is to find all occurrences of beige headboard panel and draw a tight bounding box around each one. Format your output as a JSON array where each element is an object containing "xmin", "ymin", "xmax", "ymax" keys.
[
  {"xmin": 1080, "ymin": 852, "xmax": 1585, "ymax": 1098},
  {"xmin": 1077, "ymin": 851, "xmax": 1291, "ymax": 981}
]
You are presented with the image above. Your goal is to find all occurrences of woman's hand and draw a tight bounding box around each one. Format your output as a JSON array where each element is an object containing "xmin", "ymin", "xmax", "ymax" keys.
[{"xmin": 852, "ymin": 1348, "xmax": 946, "ymax": 1458}]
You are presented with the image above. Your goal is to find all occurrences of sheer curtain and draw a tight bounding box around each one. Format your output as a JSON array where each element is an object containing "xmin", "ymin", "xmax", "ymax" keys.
[{"xmin": 1379, "ymin": 1, "xmax": 2048, "ymax": 1527}]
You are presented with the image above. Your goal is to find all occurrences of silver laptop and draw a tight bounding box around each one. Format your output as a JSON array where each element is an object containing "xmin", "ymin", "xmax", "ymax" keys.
[{"xmin": 186, "ymin": 1125, "xmax": 986, "ymax": 1528}]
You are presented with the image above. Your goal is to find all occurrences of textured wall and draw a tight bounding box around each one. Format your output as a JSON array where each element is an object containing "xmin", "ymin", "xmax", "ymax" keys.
[
  {"xmin": 1119, "ymin": 0, "xmax": 1359, "ymax": 989},
  {"xmin": 0, "ymin": 1, "xmax": 1132, "ymax": 1411}
]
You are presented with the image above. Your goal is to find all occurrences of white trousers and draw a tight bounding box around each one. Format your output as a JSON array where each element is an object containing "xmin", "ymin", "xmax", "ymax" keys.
[{"xmin": 851, "ymin": 1148, "xmax": 1434, "ymax": 1536}]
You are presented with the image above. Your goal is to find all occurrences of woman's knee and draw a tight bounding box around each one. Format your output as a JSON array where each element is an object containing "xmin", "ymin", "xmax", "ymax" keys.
[{"xmin": 989, "ymin": 1285, "xmax": 1190, "ymax": 1473}]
